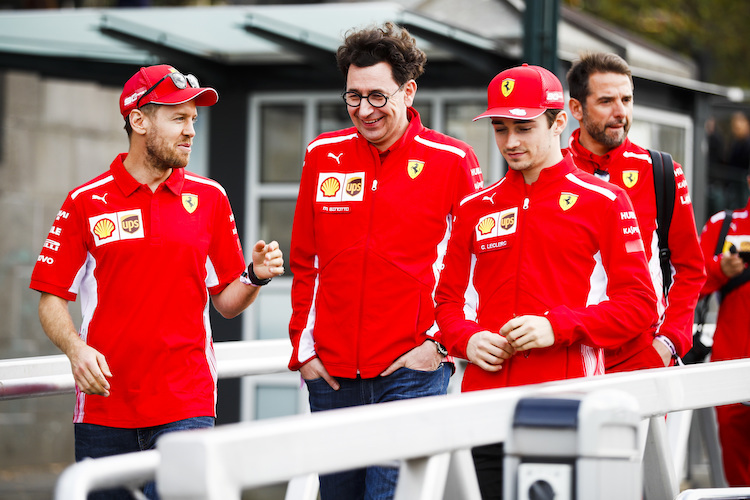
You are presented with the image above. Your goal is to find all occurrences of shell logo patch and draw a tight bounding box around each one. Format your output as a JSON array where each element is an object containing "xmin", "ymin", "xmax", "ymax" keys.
[
  {"xmin": 89, "ymin": 209, "xmax": 145, "ymax": 247},
  {"xmin": 478, "ymin": 217, "xmax": 496, "ymax": 235},
  {"xmin": 501, "ymin": 78, "xmax": 515, "ymax": 97},
  {"xmin": 408, "ymin": 160, "xmax": 424, "ymax": 179},
  {"xmin": 93, "ymin": 218, "xmax": 116, "ymax": 240},
  {"xmin": 559, "ymin": 193, "xmax": 579, "ymax": 211},
  {"xmin": 316, "ymin": 172, "xmax": 366, "ymax": 203},
  {"xmin": 622, "ymin": 170, "xmax": 639, "ymax": 188},
  {"xmin": 182, "ymin": 193, "xmax": 199, "ymax": 214},
  {"xmin": 320, "ymin": 177, "xmax": 341, "ymax": 197}
]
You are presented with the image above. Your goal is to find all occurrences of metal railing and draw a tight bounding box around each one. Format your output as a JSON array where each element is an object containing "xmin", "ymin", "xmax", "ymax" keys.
[
  {"xmin": 51, "ymin": 357, "xmax": 750, "ymax": 500},
  {"xmin": 0, "ymin": 339, "xmax": 292, "ymax": 400}
]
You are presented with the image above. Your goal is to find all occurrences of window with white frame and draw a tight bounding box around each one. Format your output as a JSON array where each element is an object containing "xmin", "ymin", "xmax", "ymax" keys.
[{"xmin": 240, "ymin": 90, "xmax": 496, "ymax": 421}]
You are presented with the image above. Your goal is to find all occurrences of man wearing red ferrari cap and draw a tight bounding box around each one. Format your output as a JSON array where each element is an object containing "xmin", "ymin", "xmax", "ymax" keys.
[
  {"xmin": 435, "ymin": 64, "xmax": 657, "ymax": 499},
  {"xmin": 30, "ymin": 64, "xmax": 284, "ymax": 500}
]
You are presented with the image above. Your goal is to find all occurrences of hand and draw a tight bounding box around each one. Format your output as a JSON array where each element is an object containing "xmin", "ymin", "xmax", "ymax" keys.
[
  {"xmin": 466, "ymin": 330, "xmax": 516, "ymax": 372},
  {"xmin": 251, "ymin": 240, "xmax": 285, "ymax": 280},
  {"xmin": 380, "ymin": 340, "xmax": 442, "ymax": 376},
  {"xmin": 720, "ymin": 252, "xmax": 745, "ymax": 279},
  {"xmin": 68, "ymin": 342, "xmax": 112, "ymax": 396},
  {"xmin": 300, "ymin": 357, "xmax": 339, "ymax": 390},
  {"xmin": 652, "ymin": 338, "xmax": 673, "ymax": 367},
  {"xmin": 501, "ymin": 316, "xmax": 555, "ymax": 351}
]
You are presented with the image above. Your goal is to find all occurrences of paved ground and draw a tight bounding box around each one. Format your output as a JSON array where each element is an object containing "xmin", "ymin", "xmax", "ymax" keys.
[{"xmin": 0, "ymin": 464, "xmax": 65, "ymax": 500}]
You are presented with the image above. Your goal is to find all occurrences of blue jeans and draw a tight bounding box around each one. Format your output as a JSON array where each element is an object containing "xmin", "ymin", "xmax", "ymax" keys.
[
  {"xmin": 305, "ymin": 364, "xmax": 451, "ymax": 500},
  {"xmin": 74, "ymin": 416, "xmax": 215, "ymax": 500}
]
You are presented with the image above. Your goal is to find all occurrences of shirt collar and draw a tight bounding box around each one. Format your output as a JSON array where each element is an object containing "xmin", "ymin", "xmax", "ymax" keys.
[{"xmin": 110, "ymin": 153, "xmax": 185, "ymax": 196}]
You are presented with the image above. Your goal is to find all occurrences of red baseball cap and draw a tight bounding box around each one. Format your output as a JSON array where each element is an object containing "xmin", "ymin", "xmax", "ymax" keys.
[
  {"xmin": 473, "ymin": 63, "xmax": 564, "ymax": 121},
  {"xmin": 119, "ymin": 64, "xmax": 218, "ymax": 118}
]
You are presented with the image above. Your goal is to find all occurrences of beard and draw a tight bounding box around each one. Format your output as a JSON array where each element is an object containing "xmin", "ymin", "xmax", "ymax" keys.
[
  {"xmin": 582, "ymin": 113, "xmax": 630, "ymax": 150},
  {"xmin": 145, "ymin": 132, "xmax": 190, "ymax": 171}
]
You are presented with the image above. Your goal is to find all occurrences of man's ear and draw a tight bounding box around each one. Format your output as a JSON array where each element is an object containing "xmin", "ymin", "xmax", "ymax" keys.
[
  {"xmin": 403, "ymin": 79, "xmax": 417, "ymax": 108},
  {"xmin": 568, "ymin": 98, "xmax": 584, "ymax": 122},
  {"xmin": 552, "ymin": 110, "xmax": 568, "ymax": 137},
  {"xmin": 129, "ymin": 109, "xmax": 148, "ymax": 135}
]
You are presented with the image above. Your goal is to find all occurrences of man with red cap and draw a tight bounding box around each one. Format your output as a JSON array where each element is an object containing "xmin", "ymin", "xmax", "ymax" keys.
[
  {"xmin": 30, "ymin": 65, "xmax": 284, "ymax": 500},
  {"xmin": 434, "ymin": 64, "xmax": 657, "ymax": 499}
]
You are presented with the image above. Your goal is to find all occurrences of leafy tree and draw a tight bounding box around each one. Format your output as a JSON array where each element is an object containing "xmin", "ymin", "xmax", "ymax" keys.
[{"xmin": 563, "ymin": 0, "xmax": 750, "ymax": 86}]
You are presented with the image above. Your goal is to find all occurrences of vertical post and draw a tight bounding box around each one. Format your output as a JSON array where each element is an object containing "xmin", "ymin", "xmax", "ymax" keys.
[
  {"xmin": 523, "ymin": 0, "xmax": 560, "ymax": 73},
  {"xmin": 504, "ymin": 390, "xmax": 642, "ymax": 500}
]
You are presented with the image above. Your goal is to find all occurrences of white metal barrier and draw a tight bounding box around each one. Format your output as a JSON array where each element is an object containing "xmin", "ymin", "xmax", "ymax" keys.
[
  {"xmin": 0, "ymin": 339, "xmax": 292, "ymax": 400},
  {"xmin": 51, "ymin": 358, "xmax": 750, "ymax": 500}
]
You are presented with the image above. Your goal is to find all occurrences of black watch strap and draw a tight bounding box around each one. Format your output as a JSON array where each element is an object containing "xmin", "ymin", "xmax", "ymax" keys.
[
  {"xmin": 240, "ymin": 262, "xmax": 272, "ymax": 287},
  {"xmin": 428, "ymin": 338, "xmax": 448, "ymax": 356}
]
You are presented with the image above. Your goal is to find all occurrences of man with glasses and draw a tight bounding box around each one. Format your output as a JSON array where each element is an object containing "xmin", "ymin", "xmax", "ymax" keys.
[
  {"xmin": 30, "ymin": 64, "xmax": 284, "ymax": 500},
  {"xmin": 288, "ymin": 23, "xmax": 483, "ymax": 499}
]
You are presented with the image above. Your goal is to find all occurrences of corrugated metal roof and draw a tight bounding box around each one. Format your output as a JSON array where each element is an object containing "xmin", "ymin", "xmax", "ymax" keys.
[{"xmin": 0, "ymin": 3, "xmax": 505, "ymax": 66}]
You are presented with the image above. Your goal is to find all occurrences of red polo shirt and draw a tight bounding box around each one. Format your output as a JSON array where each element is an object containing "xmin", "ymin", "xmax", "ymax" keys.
[{"xmin": 30, "ymin": 154, "xmax": 245, "ymax": 427}]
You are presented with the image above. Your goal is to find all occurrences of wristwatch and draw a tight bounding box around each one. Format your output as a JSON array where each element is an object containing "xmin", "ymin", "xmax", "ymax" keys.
[
  {"xmin": 240, "ymin": 262, "xmax": 272, "ymax": 287},
  {"xmin": 427, "ymin": 338, "xmax": 448, "ymax": 357}
]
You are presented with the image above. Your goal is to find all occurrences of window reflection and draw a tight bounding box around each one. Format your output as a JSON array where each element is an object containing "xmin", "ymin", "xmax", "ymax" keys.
[
  {"xmin": 260, "ymin": 104, "xmax": 304, "ymax": 183},
  {"xmin": 260, "ymin": 199, "xmax": 295, "ymax": 278},
  {"xmin": 317, "ymin": 103, "xmax": 351, "ymax": 135}
]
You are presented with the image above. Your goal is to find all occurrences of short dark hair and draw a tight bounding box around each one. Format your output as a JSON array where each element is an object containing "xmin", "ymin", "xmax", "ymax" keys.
[
  {"xmin": 544, "ymin": 109, "xmax": 563, "ymax": 127},
  {"xmin": 566, "ymin": 52, "xmax": 633, "ymax": 103},
  {"xmin": 123, "ymin": 103, "xmax": 158, "ymax": 137},
  {"xmin": 336, "ymin": 22, "xmax": 427, "ymax": 86}
]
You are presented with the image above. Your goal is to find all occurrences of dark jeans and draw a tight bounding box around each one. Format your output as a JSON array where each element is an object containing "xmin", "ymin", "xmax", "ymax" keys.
[
  {"xmin": 74, "ymin": 416, "xmax": 215, "ymax": 500},
  {"xmin": 472, "ymin": 442, "xmax": 505, "ymax": 500},
  {"xmin": 305, "ymin": 364, "xmax": 451, "ymax": 500}
]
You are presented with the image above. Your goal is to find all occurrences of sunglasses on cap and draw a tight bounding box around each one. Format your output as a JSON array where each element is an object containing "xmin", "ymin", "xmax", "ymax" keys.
[{"xmin": 136, "ymin": 71, "xmax": 200, "ymax": 109}]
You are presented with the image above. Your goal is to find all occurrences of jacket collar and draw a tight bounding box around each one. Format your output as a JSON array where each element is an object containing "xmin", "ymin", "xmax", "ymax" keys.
[{"xmin": 567, "ymin": 128, "xmax": 632, "ymax": 173}]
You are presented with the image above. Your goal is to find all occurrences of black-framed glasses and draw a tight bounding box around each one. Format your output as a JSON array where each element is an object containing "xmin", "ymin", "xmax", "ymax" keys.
[
  {"xmin": 136, "ymin": 72, "xmax": 200, "ymax": 109},
  {"xmin": 342, "ymin": 84, "xmax": 404, "ymax": 108}
]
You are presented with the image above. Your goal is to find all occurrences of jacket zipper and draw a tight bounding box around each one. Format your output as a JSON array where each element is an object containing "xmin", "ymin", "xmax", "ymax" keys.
[
  {"xmin": 356, "ymin": 159, "xmax": 380, "ymax": 373},
  {"xmin": 517, "ymin": 187, "xmax": 531, "ymax": 360}
]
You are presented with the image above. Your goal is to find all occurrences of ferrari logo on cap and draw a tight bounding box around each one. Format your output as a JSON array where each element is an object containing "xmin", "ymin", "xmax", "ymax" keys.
[
  {"xmin": 182, "ymin": 193, "xmax": 199, "ymax": 214},
  {"xmin": 408, "ymin": 160, "xmax": 424, "ymax": 179},
  {"xmin": 622, "ymin": 170, "xmax": 639, "ymax": 188},
  {"xmin": 501, "ymin": 78, "xmax": 515, "ymax": 97},
  {"xmin": 559, "ymin": 192, "xmax": 578, "ymax": 211}
]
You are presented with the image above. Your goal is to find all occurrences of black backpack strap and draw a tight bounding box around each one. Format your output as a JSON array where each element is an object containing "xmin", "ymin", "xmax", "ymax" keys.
[
  {"xmin": 715, "ymin": 209, "xmax": 734, "ymax": 256},
  {"xmin": 686, "ymin": 209, "xmax": 739, "ymax": 364},
  {"xmin": 649, "ymin": 149, "xmax": 676, "ymax": 298}
]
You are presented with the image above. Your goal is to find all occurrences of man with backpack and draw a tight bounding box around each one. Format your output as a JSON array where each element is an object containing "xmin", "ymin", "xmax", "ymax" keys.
[
  {"xmin": 699, "ymin": 173, "xmax": 750, "ymax": 486},
  {"xmin": 566, "ymin": 52, "xmax": 706, "ymax": 372}
]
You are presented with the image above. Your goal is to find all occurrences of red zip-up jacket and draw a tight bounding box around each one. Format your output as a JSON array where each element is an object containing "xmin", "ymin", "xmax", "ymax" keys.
[
  {"xmin": 289, "ymin": 108, "xmax": 483, "ymax": 378},
  {"xmin": 567, "ymin": 131, "xmax": 705, "ymax": 364},
  {"xmin": 699, "ymin": 200, "xmax": 750, "ymax": 363},
  {"xmin": 435, "ymin": 155, "xmax": 657, "ymax": 391}
]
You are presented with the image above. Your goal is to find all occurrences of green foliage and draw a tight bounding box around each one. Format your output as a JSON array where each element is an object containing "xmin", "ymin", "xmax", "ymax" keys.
[{"xmin": 562, "ymin": 0, "xmax": 750, "ymax": 86}]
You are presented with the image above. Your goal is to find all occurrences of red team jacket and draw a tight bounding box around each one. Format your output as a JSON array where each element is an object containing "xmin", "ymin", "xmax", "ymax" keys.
[
  {"xmin": 30, "ymin": 154, "xmax": 245, "ymax": 427},
  {"xmin": 699, "ymin": 200, "xmax": 750, "ymax": 363},
  {"xmin": 567, "ymin": 131, "xmax": 705, "ymax": 365},
  {"xmin": 288, "ymin": 108, "xmax": 483, "ymax": 378},
  {"xmin": 435, "ymin": 155, "xmax": 657, "ymax": 391}
]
